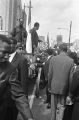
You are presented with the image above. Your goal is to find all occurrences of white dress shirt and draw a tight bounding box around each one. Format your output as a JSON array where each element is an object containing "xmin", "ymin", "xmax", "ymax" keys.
[{"xmin": 9, "ymin": 52, "xmax": 16, "ymax": 62}]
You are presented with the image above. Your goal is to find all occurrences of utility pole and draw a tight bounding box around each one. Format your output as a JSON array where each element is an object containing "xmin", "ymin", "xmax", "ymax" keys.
[
  {"xmin": 25, "ymin": 0, "xmax": 33, "ymax": 54},
  {"xmin": 27, "ymin": 0, "xmax": 33, "ymax": 29},
  {"xmin": 69, "ymin": 21, "xmax": 72, "ymax": 48},
  {"xmin": 23, "ymin": 3, "xmax": 27, "ymax": 27},
  {"xmin": 24, "ymin": 0, "xmax": 33, "ymax": 30}
]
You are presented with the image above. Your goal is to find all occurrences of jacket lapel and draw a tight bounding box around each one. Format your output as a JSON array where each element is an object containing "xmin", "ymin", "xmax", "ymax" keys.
[{"xmin": 11, "ymin": 52, "xmax": 18, "ymax": 64}]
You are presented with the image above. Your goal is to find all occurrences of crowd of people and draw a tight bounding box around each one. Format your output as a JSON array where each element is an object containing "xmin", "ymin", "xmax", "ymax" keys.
[
  {"xmin": 0, "ymin": 17, "xmax": 79, "ymax": 120},
  {"xmin": 0, "ymin": 34, "xmax": 34, "ymax": 120},
  {"xmin": 42, "ymin": 44, "xmax": 79, "ymax": 120},
  {"xmin": 0, "ymin": 18, "xmax": 41, "ymax": 120}
]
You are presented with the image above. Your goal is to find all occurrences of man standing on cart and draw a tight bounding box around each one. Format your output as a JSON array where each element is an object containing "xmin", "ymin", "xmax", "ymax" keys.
[{"xmin": 30, "ymin": 22, "xmax": 40, "ymax": 54}]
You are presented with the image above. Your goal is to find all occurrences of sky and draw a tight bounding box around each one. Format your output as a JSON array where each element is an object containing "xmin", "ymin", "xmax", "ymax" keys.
[{"xmin": 21, "ymin": 0, "xmax": 79, "ymax": 43}]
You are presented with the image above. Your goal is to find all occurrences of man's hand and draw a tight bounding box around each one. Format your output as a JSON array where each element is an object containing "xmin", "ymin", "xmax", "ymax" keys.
[
  {"xmin": 66, "ymin": 96, "xmax": 73, "ymax": 105},
  {"xmin": 30, "ymin": 63, "xmax": 36, "ymax": 70}
]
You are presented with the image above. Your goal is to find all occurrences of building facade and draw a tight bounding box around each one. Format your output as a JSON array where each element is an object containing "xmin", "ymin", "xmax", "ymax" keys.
[
  {"xmin": 0, "ymin": 0, "xmax": 22, "ymax": 36},
  {"xmin": 8, "ymin": 0, "xmax": 23, "ymax": 35},
  {"xmin": 56, "ymin": 35, "xmax": 63, "ymax": 46},
  {"xmin": 0, "ymin": 0, "xmax": 9, "ymax": 35}
]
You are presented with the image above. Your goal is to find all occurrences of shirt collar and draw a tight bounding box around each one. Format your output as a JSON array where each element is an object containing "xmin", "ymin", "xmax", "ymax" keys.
[{"xmin": 9, "ymin": 52, "xmax": 16, "ymax": 62}]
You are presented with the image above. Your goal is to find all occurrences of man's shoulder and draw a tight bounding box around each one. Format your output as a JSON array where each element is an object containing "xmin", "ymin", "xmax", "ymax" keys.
[
  {"xmin": 51, "ymin": 55, "xmax": 59, "ymax": 60},
  {"xmin": 16, "ymin": 53, "xmax": 28, "ymax": 62},
  {"xmin": 59, "ymin": 53, "xmax": 73, "ymax": 59},
  {"xmin": 30, "ymin": 28, "xmax": 34, "ymax": 31},
  {"xmin": 30, "ymin": 28, "xmax": 36, "ymax": 33},
  {"xmin": 52, "ymin": 54, "xmax": 73, "ymax": 62},
  {"xmin": 49, "ymin": 55, "xmax": 56, "ymax": 63},
  {"xmin": 5, "ymin": 61, "xmax": 16, "ymax": 74},
  {"xmin": 65, "ymin": 54, "xmax": 74, "ymax": 62}
]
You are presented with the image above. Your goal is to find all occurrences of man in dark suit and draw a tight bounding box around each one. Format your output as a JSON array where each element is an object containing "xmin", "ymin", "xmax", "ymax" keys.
[
  {"xmin": 0, "ymin": 34, "xmax": 34, "ymax": 120},
  {"xmin": 30, "ymin": 22, "xmax": 40, "ymax": 53},
  {"xmin": 48, "ymin": 43, "xmax": 74, "ymax": 120},
  {"xmin": 9, "ymin": 37, "xmax": 29, "ymax": 98}
]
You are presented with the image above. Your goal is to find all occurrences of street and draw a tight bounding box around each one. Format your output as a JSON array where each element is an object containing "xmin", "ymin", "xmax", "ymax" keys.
[{"xmin": 28, "ymin": 78, "xmax": 51, "ymax": 120}]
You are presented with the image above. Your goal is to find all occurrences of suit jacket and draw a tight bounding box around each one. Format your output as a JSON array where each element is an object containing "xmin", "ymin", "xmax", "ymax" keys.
[
  {"xmin": 44, "ymin": 55, "xmax": 53, "ymax": 81},
  {"xmin": 11, "ymin": 52, "xmax": 29, "ymax": 97},
  {"xmin": 48, "ymin": 52, "xmax": 74, "ymax": 95},
  {"xmin": 0, "ymin": 61, "xmax": 33, "ymax": 120}
]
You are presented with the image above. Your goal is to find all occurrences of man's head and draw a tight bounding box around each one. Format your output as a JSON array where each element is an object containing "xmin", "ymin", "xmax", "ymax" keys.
[
  {"xmin": 19, "ymin": 18, "xmax": 23, "ymax": 27},
  {"xmin": 34, "ymin": 22, "xmax": 39, "ymax": 30},
  {"xmin": 16, "ymin": 42, "xmax": 23, "ymax": 53},
  {"xmin": 0, "ymin": 34, "xmax": 11, "ymax": 62},
  {"xmin": 46, "ymin": 48, "xmax": 57, "ymax": 56},
  {"xmin": 9, "ymin": 37, "xmax": 17, "ymax": 54},
  {"xmin": 59, "ymin": 43, "xmax": 67, "ymax": 53},
  {"xmin": 9, "ymin": 37, "xmax": 23, "ymax": 54}
]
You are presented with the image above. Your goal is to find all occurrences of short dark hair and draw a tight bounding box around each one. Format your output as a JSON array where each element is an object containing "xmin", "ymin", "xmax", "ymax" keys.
[
  {"xmin": 45, "ymin": 48, "xmax": 56, "ymax": 55},
  {"xmin": 34, "ymin": 22, "xmax": 39, "ymax": 27},
  {"xmin": 59, "ymin": 43, "xmax": 67, "ymax": 52}
]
